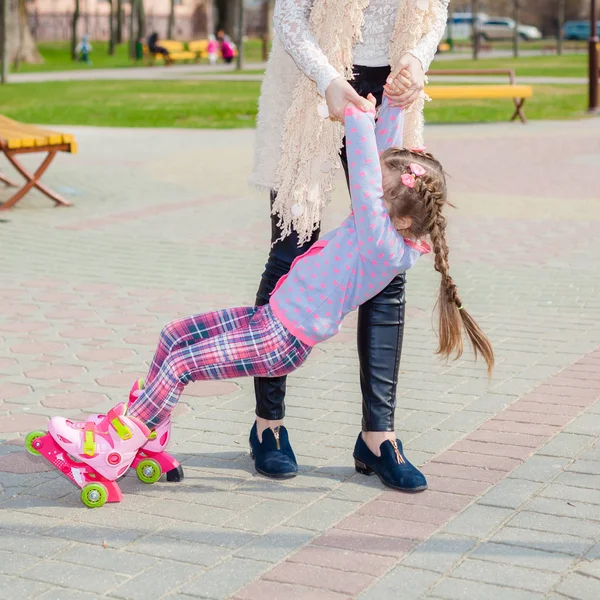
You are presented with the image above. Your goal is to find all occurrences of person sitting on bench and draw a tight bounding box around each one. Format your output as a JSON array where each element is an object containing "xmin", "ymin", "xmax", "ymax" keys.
[{"xmin": 147, "ymin": 32, "xmax": 172, "ymax": 65}]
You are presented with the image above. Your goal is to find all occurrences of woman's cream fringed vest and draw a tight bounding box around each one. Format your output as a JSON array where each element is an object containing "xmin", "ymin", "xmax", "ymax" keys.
[{"xmin": 249, "ymin": 0, "xmax": 446, "ymax": 244}]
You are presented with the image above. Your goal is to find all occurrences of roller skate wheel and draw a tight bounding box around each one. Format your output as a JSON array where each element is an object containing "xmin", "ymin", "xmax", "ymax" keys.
[
  {"xmin": 25, "ymin": 431, "xmax": 46, "ymax": 456},
  {"xmin": 81, "ymin": 483, "xmax": 108, "ymax": 508},
  {"xmin": 136, "ymin": 458, "xmax": 162, "ymax": 484}
]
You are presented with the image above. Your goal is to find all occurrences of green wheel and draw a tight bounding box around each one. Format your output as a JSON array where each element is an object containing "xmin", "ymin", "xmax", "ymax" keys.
[
  {"xmin": 136, "ymin": 458, "xmax": 162, "ymax": 484},
  {"xmin": 25, "ymin": 431, "xmax": 46, "ymax": 456},
  {"xmin": 81, "ymin": 483, "xmax": 108, "ymax": 508}
]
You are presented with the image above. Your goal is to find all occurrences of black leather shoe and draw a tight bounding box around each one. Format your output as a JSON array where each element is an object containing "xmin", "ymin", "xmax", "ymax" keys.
[
  {"xmin": 353, "ymin": 433, "xmax": 427, "ymax": 492},
  {"xmin": 249, "ymin": 422, "xmax": 298, "ymax": 479}
]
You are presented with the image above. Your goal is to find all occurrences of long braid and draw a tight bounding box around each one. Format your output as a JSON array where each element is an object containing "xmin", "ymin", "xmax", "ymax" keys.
[
  {"xmin": 416, "ymin": 174, "xmax": 494, "ymax": 375},
  {"xmin": 381, "ymin": 148, "xmax": 494, "ymax": 375}
]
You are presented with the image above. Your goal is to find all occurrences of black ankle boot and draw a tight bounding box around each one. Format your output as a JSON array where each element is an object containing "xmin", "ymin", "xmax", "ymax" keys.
[
  {"xmin": 249, "ymin": 422, "xmax": 298, "ymax": 479},
  {"xmin": 353, "ymin": 433, "xmax": 427, "ymax": 492}
]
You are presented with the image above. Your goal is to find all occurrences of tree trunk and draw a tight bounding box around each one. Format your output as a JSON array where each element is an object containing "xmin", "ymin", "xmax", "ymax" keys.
[
  {"xmin": 513, "ymin": 0, "xmax": 520, "ymax": 58},
  {"xmin": 108, "ymin": 0, "xmax": 115, "ymax": 55},
  {"xmin": 167, "ymin": 0, "xmax": 175, "ymax": 39},
  {"xmin": 129, "ymin": 0, "xmax": 138, "ymax": 58},
  {"xmin": 557, "ymin": 0, "xmax": 565, "ymax": 55},
  {"xmin": 71, "ymin": 0, "xmax": 80, "ymax": 61},
  {"xmin": 116, "ymin": 0, "xmax": 123, "ymax": 44},
  {"xmin": 137, "ymin": 0, "xmax": 145, "ymax": 42},
  {"xmin": 7, "ymin": 0, "xmax": 42, "ymax": 68},
  {"xmin": 471, "ymin": 0, "xmax": 479, "ymax": 60},
  {"xmin": 216, "ymin": 0, "xmax": 237, "ymax": 36},
  {"xmin": 235, "ymin": 0, "xmax": 244, "ymax": 70}
]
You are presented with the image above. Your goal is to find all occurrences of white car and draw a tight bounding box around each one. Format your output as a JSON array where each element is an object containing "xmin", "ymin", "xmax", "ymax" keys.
[{"xmin": 479, "ymin": 18, "xmax": 542, "ymax": 41}]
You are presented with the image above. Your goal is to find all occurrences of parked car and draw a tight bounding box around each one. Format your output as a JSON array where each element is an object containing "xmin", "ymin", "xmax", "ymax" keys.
[
  {"xmin": 445, "ymin": 12, "xmax": 489, "ymax": 40},
  {"xmin": 479, "ymin": 18, "xmax": 542, "ymax": 41},
  {"xmin": 563, "ymin": 21, "xmax": 600, "ymax": 41}
]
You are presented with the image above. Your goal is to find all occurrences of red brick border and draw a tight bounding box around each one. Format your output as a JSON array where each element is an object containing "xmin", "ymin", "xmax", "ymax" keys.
[{"xmin": 234, "ymin": 347, "xmax": 600, "ymax": 600}]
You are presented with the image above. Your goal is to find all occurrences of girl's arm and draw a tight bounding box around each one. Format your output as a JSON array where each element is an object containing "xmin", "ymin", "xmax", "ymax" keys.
[
  {"xmin": 409, "ymin": 0, "xmax": 450, "ymax": 73},
  {"xmin": 345, "ymin": 106, "xmax": 400, "ymax": 259},
  {"xmin": 273, "ymin": 0, "xmax": 341, "ymax": 97},
  {"xmin": 375, "ymin": 97, "xmax": 405, "ymax": 154}
]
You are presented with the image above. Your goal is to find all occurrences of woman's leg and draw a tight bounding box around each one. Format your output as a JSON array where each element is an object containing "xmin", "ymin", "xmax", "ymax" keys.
[
  {"xmin": 345, "ymin": 65, "xmax": 407, "ymax": 448},
  {"xmin": 146, "ymin": 306, "xmax": 256, "ymax": 386},
  {"xmin": 129, "ymin": 307, "xmax": 310, "ymax": 428},
  {"xmin": 254, "ymin": 191, "xmax": 320, "ymax": 427}
]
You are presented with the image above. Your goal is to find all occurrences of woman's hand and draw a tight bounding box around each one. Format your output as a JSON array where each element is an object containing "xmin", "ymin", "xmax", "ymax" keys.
[
  {"xmin": 384, "ymin": 53, "xmax": 426, "ymax": 108},
  {"xmin": 325, "ymin": 77, "xmax": 373, "ymax": 121}
]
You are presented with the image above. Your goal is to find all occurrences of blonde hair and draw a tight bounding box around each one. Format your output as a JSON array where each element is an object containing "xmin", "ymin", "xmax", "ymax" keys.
[{"xmin": 381, "ymin": 148, "xmax": 495, "ymax": 375}]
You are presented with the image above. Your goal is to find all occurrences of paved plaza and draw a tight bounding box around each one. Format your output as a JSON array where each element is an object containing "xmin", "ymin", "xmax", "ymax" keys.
[{"xmin": 1, "ymin": 118, "xmax": 600, "ymax": 599}]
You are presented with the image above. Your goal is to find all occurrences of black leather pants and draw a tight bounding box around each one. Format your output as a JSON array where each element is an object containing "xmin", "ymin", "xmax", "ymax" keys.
[{"xmin": 254, "ymin": 65, "xmax": 406, "ymax": 431}]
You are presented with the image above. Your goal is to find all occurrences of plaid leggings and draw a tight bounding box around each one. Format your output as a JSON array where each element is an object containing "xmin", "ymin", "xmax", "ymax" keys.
[{"xmin": 128, "ymin": 305, "xmax": 311, "ymax": 427}]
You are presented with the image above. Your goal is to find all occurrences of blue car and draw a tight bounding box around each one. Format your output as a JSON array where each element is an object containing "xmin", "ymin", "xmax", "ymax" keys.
[{"xmin": 563, "ymin": 21, "xmax": 600, "ymax": 41}]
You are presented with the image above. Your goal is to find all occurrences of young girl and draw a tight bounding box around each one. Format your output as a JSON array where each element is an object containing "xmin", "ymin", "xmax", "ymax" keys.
[
  {"xmin": 44, "ymin": 98, "xmax": 493, "ymax": 497},
  {"xmin": 220, "ymin": 36, "xmax": 235, "ymax": 64},
  {"xmin": 207, "ymin": 34, "xmax": 218, "ymax": 65}
]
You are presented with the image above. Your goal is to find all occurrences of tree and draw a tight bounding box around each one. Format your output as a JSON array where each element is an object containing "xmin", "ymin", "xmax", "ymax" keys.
[
  {"xmin": 137, "ymin": 0, "xmax": 145, "ymax": 43},
  {"xmin": 116, "ymin": 0, "xmax": 123, "ymax": 44},
  {"xmin": 108, "ymin": 0, "xmax": 115, "ymax": 56},
  {"xmin": 71, "ymin": 0, "xmax": 80, "ymax": 61},
  {"xmin": 167, "ymin": 0, "xmax": 175, "ymax": 39},
  {"xmin": 513, "ymin": 0, "xmax": 520, "ymax": 58},
  {"xmin": 5, "ymin": 0, "xmax": 42, "ymax": 68},
  {"xmin": 215, "ymin": 0, "xmax": 237, "ymax": 37}
]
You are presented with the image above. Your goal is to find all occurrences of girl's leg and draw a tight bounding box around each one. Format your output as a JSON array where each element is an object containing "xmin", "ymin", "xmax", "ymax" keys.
[
  {"xmin": 129, "ymin": 307, "xmax": 310, "ymax": 428},
  {"xmin": 146, "ymin": 306, "xmax": 256, "ymax": 385}
]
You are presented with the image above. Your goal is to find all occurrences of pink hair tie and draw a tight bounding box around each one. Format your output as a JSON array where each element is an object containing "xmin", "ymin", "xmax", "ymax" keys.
[{"xmin": 401, "ymin": 163, "xmax": 426, "ymax": 188}]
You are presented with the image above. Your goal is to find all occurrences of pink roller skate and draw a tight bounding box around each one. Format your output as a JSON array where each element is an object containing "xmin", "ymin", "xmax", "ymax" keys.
[
  {"xmin": 25, "ymin": 403, "xmax": 150, "ymax": 508},
  {"xmin": 128, "ymin": 379, "xmax": 184, "ymax": 483}
]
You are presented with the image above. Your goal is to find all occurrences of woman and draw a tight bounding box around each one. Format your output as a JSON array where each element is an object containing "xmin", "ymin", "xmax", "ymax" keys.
[{"xmin": 249, "ymin": 0, "xmax": 449, "ymax": 491}]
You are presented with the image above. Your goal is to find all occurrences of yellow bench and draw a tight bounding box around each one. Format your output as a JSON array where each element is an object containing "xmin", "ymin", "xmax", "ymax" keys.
[
  {"xmin": 189, "ymin": 39, "xmax": 209, "ymax": 60},
  {"xmin": 144, "ymin": 40, "xmax": 197, "ymax": 64},
  {"xmin": 426, "ymin": 69, "xmax": 534, "ymax": 123},
  {"xmin": 0, "ymin": 116, "xmax": 76, "ymax": 210}
]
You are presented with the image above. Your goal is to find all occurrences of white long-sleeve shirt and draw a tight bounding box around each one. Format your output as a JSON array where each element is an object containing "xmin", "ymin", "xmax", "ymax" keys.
[{"xmin": 273, "ymin": 0, "xmax": 447, "ymax": 96}]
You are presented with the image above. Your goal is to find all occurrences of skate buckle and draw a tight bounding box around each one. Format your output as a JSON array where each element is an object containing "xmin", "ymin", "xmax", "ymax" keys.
[
  {"xmin": 83, "ymin": 422, "xmax": 96, "ymax": 457},
  {"xmin": 107, "ymin": 407, "xmax": 132, "ymax": 440}
]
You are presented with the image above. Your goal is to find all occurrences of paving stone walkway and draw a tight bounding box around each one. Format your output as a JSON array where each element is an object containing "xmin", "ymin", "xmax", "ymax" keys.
[{"xmin": 0, "ymin": 118, "xmax": 599, "ymax": 599}]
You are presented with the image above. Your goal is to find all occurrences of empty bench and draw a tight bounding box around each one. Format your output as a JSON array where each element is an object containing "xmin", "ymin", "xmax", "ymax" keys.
[
  {"xmin": 425, "ymin": 69, "xmax": 534, "ymax": 123},
  {"xmin": 0, "ymin": 115, "xmax": 76, "ymax": 210}
]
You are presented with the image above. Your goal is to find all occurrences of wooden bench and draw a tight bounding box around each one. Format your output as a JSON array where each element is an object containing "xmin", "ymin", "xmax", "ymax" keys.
[
  {"xmin": 188, "ymin": 40, "xmax": 208, "ymax": 60},
  {"xmin": 0, "ymin": 116, "xmax": 76, "ymax": 210},
  {"xmin": 144, "ymin": 40, "xmax": 196, "ymax": 65},
  {"xmin": 425, "ymin": 69, "xmax": 534, "ymax": 123}
]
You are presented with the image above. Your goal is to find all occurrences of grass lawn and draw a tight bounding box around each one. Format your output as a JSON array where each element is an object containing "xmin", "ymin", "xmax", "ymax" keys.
[
  {"xmin": 13, "ymin": 40, "xmax": 587, "ymax": 79},
  {"xmin": 0, "ymin": 80, "xmax": 588, "ymax": 129},
  {"xmin": 431, "ymin": 53, "xmax": 586, "ymax": 78},
  {"xmin": 11, "ymin": 39, "xmax": 268, "ymax": 73}
]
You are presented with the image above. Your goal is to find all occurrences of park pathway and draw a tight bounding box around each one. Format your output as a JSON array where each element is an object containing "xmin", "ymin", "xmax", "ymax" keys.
[{"xmin": 0, "ymin": 118, "xmax": 599, "ymax": 599}]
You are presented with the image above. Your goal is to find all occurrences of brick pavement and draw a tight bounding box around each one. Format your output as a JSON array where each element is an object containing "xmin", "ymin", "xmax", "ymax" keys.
[{"xmin": 0, "ymin": 119, "xmax": 599, "ymax": 599}]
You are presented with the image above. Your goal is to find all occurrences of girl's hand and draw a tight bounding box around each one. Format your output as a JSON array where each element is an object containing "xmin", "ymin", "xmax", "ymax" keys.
[
  {"xmin": 384, "ymin": 53, "xmax": 426, "ymax": 108},
  {"xmin": 325, "ymin": 77, "xmax": 372, "ymax": 121}
]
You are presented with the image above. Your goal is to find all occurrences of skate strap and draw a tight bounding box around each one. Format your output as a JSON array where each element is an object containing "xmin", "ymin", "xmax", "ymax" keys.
[
  {"xmin": 83, "ymin": 421, "xmax": 96, "ymax": 457},
  {"xmin": 107, "ymin": 407, "xmax": 133, "ymax": 440}
]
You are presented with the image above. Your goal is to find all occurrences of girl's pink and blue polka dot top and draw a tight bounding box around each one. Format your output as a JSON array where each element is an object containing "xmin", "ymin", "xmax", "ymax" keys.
[{"xmin": 270, "ymin": 98, "xmax": 431, "ymax": 347}]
